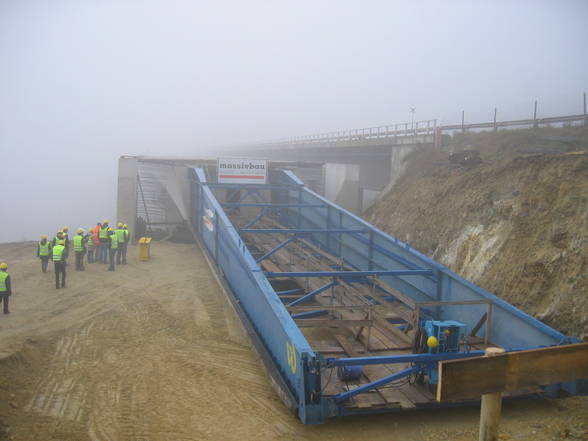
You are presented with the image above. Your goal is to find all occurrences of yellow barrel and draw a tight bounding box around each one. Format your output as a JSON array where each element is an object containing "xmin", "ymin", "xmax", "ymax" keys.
[{"xmin": 138, "ymin": 237, "xmax": 152, "ymax": 261}]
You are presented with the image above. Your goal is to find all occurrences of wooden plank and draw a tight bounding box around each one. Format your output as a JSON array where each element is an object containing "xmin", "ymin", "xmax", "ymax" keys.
[
  {"xmin": 310, "ymin": 342, "xmax": 346, "ymax": 353},
  {"xmin": 437, "ymin": 343, "xmax": 588, "ymax": 402},
  {"xmin": 260, "ymin": 260, "xmax": 288, "ymax": 280}
]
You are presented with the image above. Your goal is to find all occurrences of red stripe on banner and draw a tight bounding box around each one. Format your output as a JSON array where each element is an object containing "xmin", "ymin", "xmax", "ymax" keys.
[{"xmin": 219, "ymin": 175, "xmax": 265, "ymax": 179}]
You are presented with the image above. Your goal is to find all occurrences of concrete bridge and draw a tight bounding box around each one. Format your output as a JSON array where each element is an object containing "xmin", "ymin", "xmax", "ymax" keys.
[{"xmin": 235, "ymin": 120, "xmax": 438, "ymax": 213}]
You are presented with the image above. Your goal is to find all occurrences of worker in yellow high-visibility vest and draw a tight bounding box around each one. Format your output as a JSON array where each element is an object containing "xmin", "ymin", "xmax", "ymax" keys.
[
  {"xmin": 37, "ymin": 234, "xmax": 52, "ymax": 273},
  {"xmin": 85, "ymin": 228, "xmax": 95, "ymax": 264},
  {"xmin": 0, "ymin": 262, "xmax": 11, "ymax": 314},
  {"xmin": 115, "ymin": 223, "xmax": 128, "ymax": 265},
  {"xmin": 122, "ymin": 224, "xmax": 130, "ymax": 264},
  {"xmin": 52, "ymin": 240, "xmax": 68, "ymax": 289},
  {"xmin": 107, "ymin": 228, "xmax": 119, "ymax": 271},
  {"xmin": 98, "ymin": 220, "xmax": 110, "ymax": 264},
  {"xmin": 73, "ymin": 228, "xmax": 86, "ymax": 271}
]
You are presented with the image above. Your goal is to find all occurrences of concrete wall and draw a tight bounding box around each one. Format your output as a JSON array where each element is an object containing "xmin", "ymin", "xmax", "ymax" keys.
[
  {"xmin": 324, "ymin": 163, "xmax": 360, "ymax": 213},
  {"xmin": 117, "ymin": 156, "xmax": 138, "ymax": 242}
]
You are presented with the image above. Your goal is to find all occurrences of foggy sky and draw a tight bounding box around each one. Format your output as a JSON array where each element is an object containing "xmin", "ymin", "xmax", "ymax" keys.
[{"xmin": 1, "ymin": 0, "xmax": 587, "ymax": 243}]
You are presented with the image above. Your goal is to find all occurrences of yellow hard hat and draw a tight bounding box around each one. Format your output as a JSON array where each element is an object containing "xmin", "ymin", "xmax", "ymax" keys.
[
  {"xmin": 89, "ymin": 228, "xmax": 94, "ymax": 233},
  {"xmin": 103, "ymin": 219, "xmax": 110, "ymax": 224},
  {"xmin": 123, "ymin": 224, "xmax": 128, "ymax": 228},
  {"xmin": 107, "ymin": 227, "xmax": 113, "ymax": 231},
  {"xmin": 117, "ymin": 222, "xmax": 123, "ymax": 228},
  {"xmin": 77, "ymin": 228, "xmax": 84, "ymax": 233},
  {"xmin": 0, "ymin": 262, "xmax": 7, "ymax": 269},
  {"xmin": 427, "ymin": 336, "xmax": 439, "ymax": 349},
  {"xmin": 62, "ymin": 226, "xmax": 69, "ymax": 232},
  {"xmin": 58, "ymin": 240, "xmax": 65, "ymax": 246},
  {"xmin": 41, "ymin": 234, "xmax": 47, "ymax": 239}
]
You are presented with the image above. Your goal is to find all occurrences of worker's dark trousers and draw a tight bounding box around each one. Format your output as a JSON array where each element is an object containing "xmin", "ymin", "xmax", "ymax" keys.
[
  {"xmin": 40, "ymin": 256, "xmax": 49, "ymax": 273},
  {"xmin": 99, "ymin": 241, "xmax": 109, "ymax": 264},
  {"xmin": 0, "ymin": 293, "xmax": 9, "ymax": 314},
  {"xmin": 75, "ymin": 251, "xmax": 85, "ymax": 271},
  {"xmin": 116, "ymin": 243, "xmax": 127, "ymax": 264},
  {"xmin": 87, "ymin": 249, "xmax": 94, "ymax": 263},
  {"xmin": 54, "ymin": 261, "xmax": 66, "ymax": 288},
  {"xmin": 108, "ymin": 249, "xmax": 116, "ymax": 271}
]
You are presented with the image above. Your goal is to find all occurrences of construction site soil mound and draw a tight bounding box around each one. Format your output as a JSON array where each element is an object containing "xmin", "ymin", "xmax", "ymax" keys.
[
  {"xmin": 0, "ymin": 241, "xmax": 587, "ymax": 440},
  {"xmin": 366, "ymin": 126, "xmax": 588, "ymax": 340}
]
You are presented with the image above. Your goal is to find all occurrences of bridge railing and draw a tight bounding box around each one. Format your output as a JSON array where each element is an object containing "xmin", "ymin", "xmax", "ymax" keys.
[{"xmin": 265, "ymin": 119, "xmax": 437, "ymax": 146}]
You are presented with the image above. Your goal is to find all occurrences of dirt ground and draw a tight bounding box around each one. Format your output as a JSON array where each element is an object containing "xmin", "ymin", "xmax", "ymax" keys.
[{"xmin": 0, "ymin": 241, "xmax": 586, "ymax": 441}]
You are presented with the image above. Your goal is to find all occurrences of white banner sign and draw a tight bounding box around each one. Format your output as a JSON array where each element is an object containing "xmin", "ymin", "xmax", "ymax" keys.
[{"xmin": 218, "ymin": 158, "xmax": 267, "ymax": 184}]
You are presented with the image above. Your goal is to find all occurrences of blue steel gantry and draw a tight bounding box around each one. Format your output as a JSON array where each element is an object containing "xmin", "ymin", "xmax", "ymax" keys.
[{"xmin": 191, "ymin": 166, "xmax": 584, "ymax": 424}]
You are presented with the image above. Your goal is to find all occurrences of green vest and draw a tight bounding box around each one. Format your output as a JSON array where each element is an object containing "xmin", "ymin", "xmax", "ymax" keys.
[
  {"xmin": 39, "ymin": 241, "xmax": 50, "ymax": 256},
  {"xmin": 73, "ymin": 235, "xmax": 84, "ymax": 251},
  {"xmin": 99, "ymin": 226, "xmax": 108, "ymax": 239},
  {"xmin": 52, "ymin": 245, "xmax": 65, "ymax": 262},
  {"xmin": 110, "ymin": 233, "xmax": 119, "ymax": 249},
  {"xmin": 0, "ymin": 272, "xmax": 8, "ymax": 292},
  {"xmin": 116, "ymin": 228, "xmax": 126, "ymax": 242}
]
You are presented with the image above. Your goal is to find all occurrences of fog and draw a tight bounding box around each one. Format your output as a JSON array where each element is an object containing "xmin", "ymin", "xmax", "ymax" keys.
[{"xmin": 1, "ymin": 0, "xmax": 587, "ymax": 243}]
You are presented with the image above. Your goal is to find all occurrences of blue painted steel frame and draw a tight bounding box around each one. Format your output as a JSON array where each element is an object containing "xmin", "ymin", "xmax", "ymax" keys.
[
  {"xmin": 274, "ymin": 168, "xmax": 583, "ymax": 396},
  {"xmin": 275, "ymin": 169, "xmax": 574, "ymax": 348},
  {"xmin": 192, "ymin": 167, "xmax": 584, "ymax": 424},
  {"xmin": 193, "ymin": 168, "xmax": 324, "ymax": 424}
]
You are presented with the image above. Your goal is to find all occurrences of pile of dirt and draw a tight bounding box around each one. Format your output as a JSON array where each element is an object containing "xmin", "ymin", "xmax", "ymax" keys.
[{"xmin": 366, "ymin": 125, "xmax": 588, "ymax": 339}]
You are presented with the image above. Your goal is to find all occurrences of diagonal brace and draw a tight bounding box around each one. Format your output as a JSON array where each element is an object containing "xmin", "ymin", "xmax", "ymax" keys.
[
  {"xmin": 243, "ymin": 207, "xmax": 266, "ymax": 229},
  {"xmin": 288, "ymin": 280, "xmax": 338, "ymax": 307},
  {"xmin": 255, "ymin": 236, "xmax": 297, "ymax": 263},
  {"xmin": 333, "ymin": 366, "xmax": 419, "ymax": 403}
]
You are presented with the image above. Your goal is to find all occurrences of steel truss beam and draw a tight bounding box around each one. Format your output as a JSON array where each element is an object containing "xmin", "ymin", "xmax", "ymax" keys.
[
  {"xmin": 264, "ymin": 270, "xmax": 433, "ymax": 278},
  {"xmin": 325, "ymin": 350, "xmax": 486, "ymax": 368},
  {"xmin": 222, "ymin": 203, "xmax": 325, "ymax": 208},
  {"xmin": 242, "ymin": 228, "xmax": 365, "ymax": 234}
]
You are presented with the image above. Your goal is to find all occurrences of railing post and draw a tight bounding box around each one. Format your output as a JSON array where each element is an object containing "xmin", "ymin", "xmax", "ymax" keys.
[{"xmin": 479, "ymin": 347, "xmax": 506, "ymax": 441}]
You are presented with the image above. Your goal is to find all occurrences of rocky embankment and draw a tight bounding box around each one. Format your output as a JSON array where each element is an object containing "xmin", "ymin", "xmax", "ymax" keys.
[{"xmin": 366, "ymin": 126, "xmax": 588, "ymax": 339}]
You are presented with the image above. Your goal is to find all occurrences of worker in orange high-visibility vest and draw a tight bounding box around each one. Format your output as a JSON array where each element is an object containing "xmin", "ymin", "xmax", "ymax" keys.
[{"xmin": 93, "ymin": 223, "xmax": 101, "ymax": 262}]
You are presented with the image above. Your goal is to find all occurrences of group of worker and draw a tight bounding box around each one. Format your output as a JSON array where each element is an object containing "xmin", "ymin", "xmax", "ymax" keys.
[
  {"xmin": 36, "ymin": 220, "xmax": 130, "ymax": 290},
  {"xmin": 0, "ymin": 221, "xmax": 131, "ymax": 315}
]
